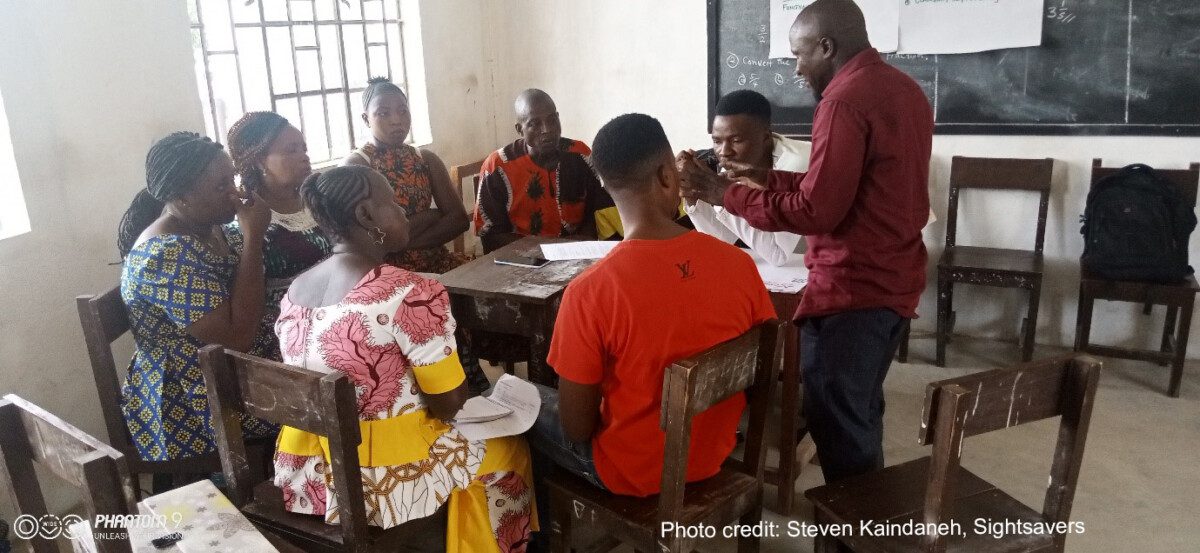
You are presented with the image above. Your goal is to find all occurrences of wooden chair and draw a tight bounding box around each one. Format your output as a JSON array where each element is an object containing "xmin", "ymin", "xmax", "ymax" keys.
[
  {"xmin": 806, "ymin": 354, "xmax": 1101, "ymax": 553},
  {"xmin": 76, "ymin": 288, "xmax": 222, "ymax": 493},
  {"xmin": 449, "ymin": 159, "xmax": 485, "ymax": 257},
  {"xmin": 1075, "ymin": 158, "xmax": 1200, "ymax": 397},
  {"xmin": 765, "ymin": 291, "xmax": 816, "ymax": 514},
  {"xmin": 0, "ymin": 394, "xmax": 137, "ymax": 553},
  {"xmin": 546, "ymin": 321, "xmax": 783, "ymax": 553},
  {"xmin": 932, "ymin": 156, "xmax": 1055, "ymax": 367},
  {"xmin": 450, "ymin": 158, "xmax": 529, "ymax": 376},
  {"xmin": 198, "ymin": 345, "xmax": 446, "ymax": 553},
  {"xmin": 76, "ymin": 288, "xmax": 272, "ymax": 496}
]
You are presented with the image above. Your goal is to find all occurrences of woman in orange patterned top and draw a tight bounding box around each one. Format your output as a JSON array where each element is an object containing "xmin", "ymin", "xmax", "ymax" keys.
[{"xmin": 344, "ymin": 77, "xmax": 470, "ymax": 273}]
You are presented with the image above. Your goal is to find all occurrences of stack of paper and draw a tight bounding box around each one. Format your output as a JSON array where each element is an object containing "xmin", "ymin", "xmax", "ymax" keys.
[
  {"xmin": 454, "ymin": 374, "xmax": 541, "ymax": 441},
  {"xmin": 539, "ymin": 241, "xmax": 618, "ymax": 261},
  {"xmin": 746, "ymin": 249, "xmax": 809, "ymax": 294}
]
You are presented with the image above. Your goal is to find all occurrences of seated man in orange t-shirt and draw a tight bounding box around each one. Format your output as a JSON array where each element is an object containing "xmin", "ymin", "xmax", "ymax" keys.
[{"xmin": 529, "ymin": 113, "xmax": 776, "ymax": 499}]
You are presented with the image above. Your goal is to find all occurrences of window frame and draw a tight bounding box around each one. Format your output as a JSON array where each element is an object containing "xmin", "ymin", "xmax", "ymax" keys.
[{"xmin": 188, "ymin": 0, "xmax": 416, "ymax": 165}]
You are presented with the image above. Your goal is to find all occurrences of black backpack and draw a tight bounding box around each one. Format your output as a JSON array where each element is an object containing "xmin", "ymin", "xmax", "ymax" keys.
[{"xmin": 1081, "ymin": 164, "xmax": 1197, "ymax": 282}]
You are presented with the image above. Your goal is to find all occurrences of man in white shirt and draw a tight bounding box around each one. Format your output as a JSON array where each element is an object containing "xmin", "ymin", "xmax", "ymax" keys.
[{"xmin": 678, "ymin": 89, "xmax": 811, "ymax": 266}]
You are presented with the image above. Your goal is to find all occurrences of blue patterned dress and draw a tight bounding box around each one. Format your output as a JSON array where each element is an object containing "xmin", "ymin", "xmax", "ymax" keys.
[{"xmin": 120, "ymin": 233, "xmax": 277, "ymax": 461}]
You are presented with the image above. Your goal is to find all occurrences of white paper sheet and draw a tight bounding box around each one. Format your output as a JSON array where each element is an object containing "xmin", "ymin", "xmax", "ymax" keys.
[
  {"xmin": 454, "ymin": 395, "xmax": 513, "ymax": 423},
  {"xmin": 455, "ymin": 374, "xmax": 541, "ymax": 442},
  {"xmin": 540, "ymin": 240, "xmax": 619, "ymax": 261},
  {"xmin": 141, "ymin": 480, "xmax": 278, "ymax": 553},
  {"xmin": 745, "ymin": 249, "xmax": 809, "ymax": 293},
  {"xmin": 769, "ymin": 0, "xmax": 899, "ymax": 59},
  {"xmin": 897, "ymin": 0, "xmax": 1043, "ymax": 55}
]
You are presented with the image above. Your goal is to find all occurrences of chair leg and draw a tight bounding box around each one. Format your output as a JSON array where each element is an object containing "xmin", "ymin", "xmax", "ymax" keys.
[
  {"xmin": 1168, "ymin": 301, "xmax": 1193, "ymax": 398},
  {"xmin": 936, "ymin": 277, "xmax": 952, "ymax": 367},
  {"xmin": 1022, "ymin": 285, "xmax": 1041, "ymax": 362},
  {"xmin": 896, "ymin": 320, "xmax": 910, "ymax": 363},
  {"xmin": 504, "ymin": 361, "xmax": 516, "ymax": 375},
  {"xmin": 737, "ymin": 504, "xmax": 763, "ymax": 553},
  {"xmin": 812, "ymin": 509, "xmax": 840, "ymax": 553},
  {"xmin": 1160, "ymin": 306, "xmax": 1179, "ymax": 367},
  {"xmin": 1074, "ymin": 282, "xmax": 1094, "ymax": 353},
  {"xmin": 776, "ymin": 341, "xmax": 801, "ymax": 514}
]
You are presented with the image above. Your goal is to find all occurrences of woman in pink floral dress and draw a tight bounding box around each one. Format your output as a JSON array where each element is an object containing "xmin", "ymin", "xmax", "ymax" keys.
[{"xmin": 272, "ymin": 165, "xmax": 535, "ymax": 552}]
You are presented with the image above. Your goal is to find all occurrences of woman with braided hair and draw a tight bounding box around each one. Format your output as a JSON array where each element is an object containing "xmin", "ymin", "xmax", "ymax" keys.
[
  {"xmin": 225, "ymin": 111, "xmax": 331, "ymax": 359},
  {"xmin": 344, "ymin": 76, "xmax": 470, "ymax": 273},
  {"xmin": 117, "ymin": 131, "xmax": 277, "ymax": 463},
  {"xmin": 273, "ymin": 166, "xmax": 535, "ymax": 552}
]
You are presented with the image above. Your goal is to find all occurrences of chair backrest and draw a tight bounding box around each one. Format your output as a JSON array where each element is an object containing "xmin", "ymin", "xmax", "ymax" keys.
[
  {"xmin": 0, "ymin": 394, "xmax": 137, "ymax": 553},
  {"xmin": 917, "ymin": 355, "xmax": 1101, "ymax": 552},
  {"xmin": 1091, "ymin": 158, "xmax": 1200, "ymax": 208},
  {"xmin": 945, "ymin": 156, "xmax": 1055, "ymax": 253},
  {"xmin": 449, "ymin": 159, "xmax": 485, "ymax": 256},
  {"xmin": 197, "ymin": 345, "xmax": 368, "ymax": 550},
  {"xmin": 655, "ymin": 321, "xmax": 782, "ymax": 525},
  {"xmin": 75, "ymin": 288, "xmax": 137, "ymax": 463}
]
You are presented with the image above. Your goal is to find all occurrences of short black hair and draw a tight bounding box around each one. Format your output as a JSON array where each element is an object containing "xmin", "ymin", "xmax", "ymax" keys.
[
  {"xmin": 714, "ymin": 89, "xmax": 772, "ymax": 126},
  {"xmin": 590, "ymin": 113, "xmax": 671, "ymax": 191}
]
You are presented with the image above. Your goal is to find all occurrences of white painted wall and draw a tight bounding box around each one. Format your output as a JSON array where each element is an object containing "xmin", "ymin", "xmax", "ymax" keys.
[
  {"xmin": 0, "ymin": 0, "xmax": 504, "ymax": 458},
  {"xmin": 0, "ymin": 0, "xmax": 206, "ymax": 445},
  {"xmin": 488, "ymin": 0, "xmax": 1200, "ymax": 358}
]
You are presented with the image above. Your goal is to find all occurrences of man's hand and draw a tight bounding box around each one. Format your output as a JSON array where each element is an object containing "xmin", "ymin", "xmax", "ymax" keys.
[
  {"xmin": 674, "ymin": 149, "xmax": 695, "ymax": 172},
  {"xmin": 679, "ymin": 153, "xmax": 734, "ymax": 207},
  {"xmin": 722, "ymin": 160, "xmax": 770, "ymax": 190}
]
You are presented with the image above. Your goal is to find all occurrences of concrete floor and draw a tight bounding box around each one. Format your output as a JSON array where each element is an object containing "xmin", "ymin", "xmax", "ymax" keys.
[
  {"xmin": 540, "ymin": 336, "xmax": 1200, "ymax": 553},
  {"xmin": 23, "ymin": 337, "xmax": 1193, "ymax": 552}
]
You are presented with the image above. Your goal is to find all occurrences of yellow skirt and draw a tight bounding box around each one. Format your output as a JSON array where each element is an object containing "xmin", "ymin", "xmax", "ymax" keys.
[{"xmin": 274, "ymin": 411, "xmax": 537, "ymax": 553}]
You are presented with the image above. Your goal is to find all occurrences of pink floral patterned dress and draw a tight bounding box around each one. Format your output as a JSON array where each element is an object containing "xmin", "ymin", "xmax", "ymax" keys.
[{"xmin": 272, "ymin": 265, "xmax": 535, "ymax": 552}]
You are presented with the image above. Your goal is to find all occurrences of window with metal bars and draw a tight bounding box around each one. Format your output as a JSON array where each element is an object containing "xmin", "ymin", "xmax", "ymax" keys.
[
  {"xmin": 0, "ymin": 86, "xmax": 30, "ymax": 240},
  {"xmin": 188, "ymin": 0, "xmax": 411, "ymax": 165}
]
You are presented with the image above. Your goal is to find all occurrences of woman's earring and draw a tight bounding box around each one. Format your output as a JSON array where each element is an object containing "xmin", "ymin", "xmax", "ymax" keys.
[{"xmin": 371, "ymin": 226, "xmax": 387, "ymax": 245}]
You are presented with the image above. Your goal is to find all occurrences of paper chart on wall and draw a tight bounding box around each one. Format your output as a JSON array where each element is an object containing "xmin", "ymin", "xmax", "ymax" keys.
[
  {"xmin": 897, "ymin": 0, "xmax": 1043, "ymax": 55},
  {"xmin": 768, "ymin": 0, "xmax": 899, "ymax": 59}
]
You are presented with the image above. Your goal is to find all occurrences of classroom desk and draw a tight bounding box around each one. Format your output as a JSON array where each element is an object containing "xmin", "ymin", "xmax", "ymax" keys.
[{"xmin": 438, "ymin": 236, "xmax": 597, "ymax": 386}]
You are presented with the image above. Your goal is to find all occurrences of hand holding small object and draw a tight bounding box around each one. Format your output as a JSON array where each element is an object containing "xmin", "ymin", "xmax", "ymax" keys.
[
  {"xmin": 234, "ymin": 189, "xmax": 271, "ymax": 240},
  {"xmin": 679, "ymin": 154, "xmax": 733, "ymax": 207}
]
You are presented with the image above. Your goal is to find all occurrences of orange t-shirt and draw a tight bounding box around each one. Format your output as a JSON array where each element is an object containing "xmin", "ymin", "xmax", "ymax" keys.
[{"xmin": 547, "ymin": 231, "xmax": 776, "ymax": 497}]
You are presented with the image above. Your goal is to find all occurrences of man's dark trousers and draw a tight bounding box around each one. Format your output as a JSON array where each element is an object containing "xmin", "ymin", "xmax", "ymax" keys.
[{"xmin": 800, "ymin": 307, "xmax": 906, "ymax": 483}]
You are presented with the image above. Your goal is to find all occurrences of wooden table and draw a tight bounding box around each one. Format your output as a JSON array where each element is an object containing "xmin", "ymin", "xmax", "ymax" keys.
[{"xmin": 438, "ymin": 236, "xmax": 597, "ymax": 385}]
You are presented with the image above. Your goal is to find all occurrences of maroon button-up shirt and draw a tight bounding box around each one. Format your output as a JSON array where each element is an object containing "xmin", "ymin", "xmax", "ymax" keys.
[{"xmin": 724, "ymin": 48, "xmax": 933, "ymax": 320}]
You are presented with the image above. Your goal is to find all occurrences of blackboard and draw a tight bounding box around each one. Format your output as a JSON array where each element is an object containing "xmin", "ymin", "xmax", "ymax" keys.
[{"xmin": 708, "ymin": 0, "xmax": 1200, "ymax": 136}]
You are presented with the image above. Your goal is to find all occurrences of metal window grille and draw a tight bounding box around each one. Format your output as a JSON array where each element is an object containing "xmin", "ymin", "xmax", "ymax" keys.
[{"xmin": 188, "ymin": 0, "xmax": 409, "ymax": 164}]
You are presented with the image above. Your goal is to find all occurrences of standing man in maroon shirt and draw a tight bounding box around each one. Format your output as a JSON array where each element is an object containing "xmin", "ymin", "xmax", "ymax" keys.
[{"xmin": 680, "ymin": 0, "xmax": 933, "ymax": 483}]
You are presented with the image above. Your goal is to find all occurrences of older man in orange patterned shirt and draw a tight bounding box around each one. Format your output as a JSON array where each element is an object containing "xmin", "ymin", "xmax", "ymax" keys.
[{"xmin": 473, "ymin": 89, "xmax": 617, "ymax": 253}]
